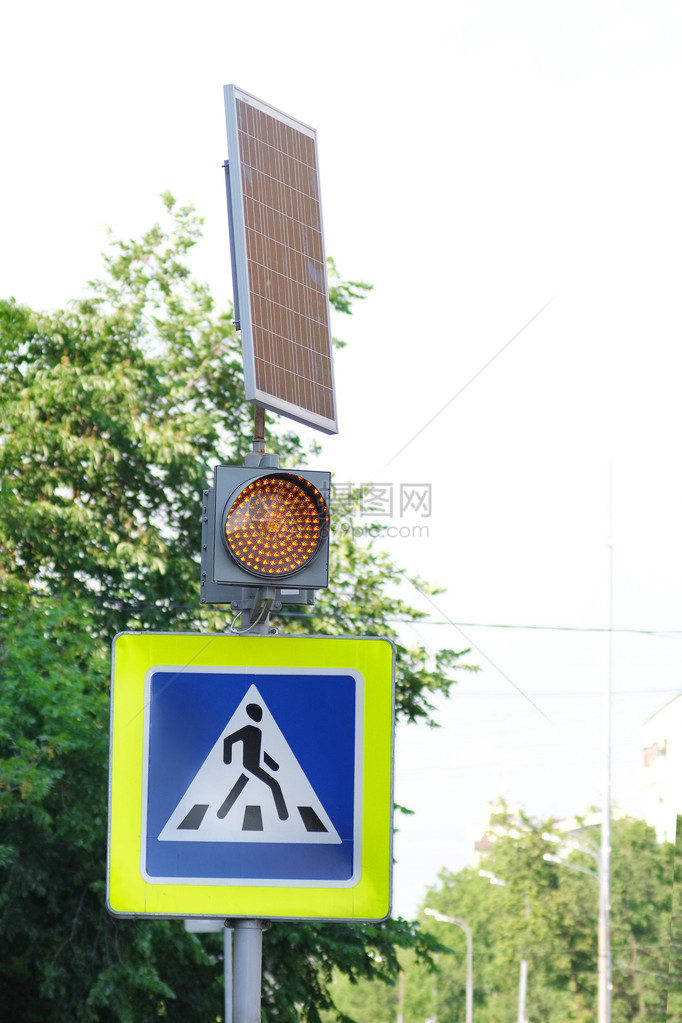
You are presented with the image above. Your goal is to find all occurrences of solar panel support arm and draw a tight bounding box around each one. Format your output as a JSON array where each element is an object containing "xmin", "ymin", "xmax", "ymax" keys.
[{"xmin": 251, "ymin": 406, "xmax": 266, "ymax": 458}]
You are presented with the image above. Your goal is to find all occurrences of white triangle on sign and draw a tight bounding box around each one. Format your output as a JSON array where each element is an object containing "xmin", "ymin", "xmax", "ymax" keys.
[{"xmin": 158, "ymin": 684, "xmax": 341, "ymax": 844}]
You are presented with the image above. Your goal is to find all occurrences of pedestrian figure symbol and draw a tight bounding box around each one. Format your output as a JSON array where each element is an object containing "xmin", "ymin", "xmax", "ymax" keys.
[
  {"xmin": 218, "ymin": 703, "xmax": 289, "ymax": 822},
  {"xmin": 157, "ymin": 684, "xmax": 342, "ymax": 845}
]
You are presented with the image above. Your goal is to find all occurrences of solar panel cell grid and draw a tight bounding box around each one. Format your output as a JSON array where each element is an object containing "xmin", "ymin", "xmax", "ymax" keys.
[{"xmin": 225, "ymin": 86, "xmax": 337, "ymax": 433}]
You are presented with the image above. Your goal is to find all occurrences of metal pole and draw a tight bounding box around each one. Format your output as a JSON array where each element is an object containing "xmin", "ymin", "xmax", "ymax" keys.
[
  {"xmin": 461, "ymin": 919, "xmax": 474, "ymax": 1023},
  {"xmin": 253, "ymin": 406, "xmax": 266, "ymax": 456},
  {"xmin": 599, "ymin": 466, "xmax": 614, "ymax": 1023},
  {"xmin": 396, "ymin": 969, "xmax": 404, "ymax": 1023},
  {"xmin": 224, "ymin": 924, "xmax": 233, "ymax": 1023},
  {"xmin": 232, "ymin": 919, "xmax": 265, "ymax": 1023},
  {"xmin": 448, "ymin": 917, "xmax": 473, "ymax": 1023},
  {"xmin": 517, "ymin": 958, "xmax": 528, "ymax": 1023},
  {"xmin": 479, "ymin": 872, "xmax": 528, "ymax": 1022},
  {"xmin": 229, "ymin": 451, "xmax": 271, "ymax": 1023},
  {"xmin": 424, "ymin": 910, "xmax": 473, "ymax": 1023}
]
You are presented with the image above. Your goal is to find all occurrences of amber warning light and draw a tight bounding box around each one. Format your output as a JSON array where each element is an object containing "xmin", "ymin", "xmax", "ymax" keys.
[
  {"xmin": 224, "ymin": 473, "xmax": 329, "ymax": 579},
  {"xmin": 201, "ymin": 465, "xmax": 331, "ymax": 602}
]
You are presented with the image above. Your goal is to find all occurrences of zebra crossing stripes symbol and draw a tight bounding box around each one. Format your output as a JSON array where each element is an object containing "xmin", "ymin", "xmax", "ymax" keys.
[{"xmin": 158, "ymin": 684, "xmax": 341, "ymax": 845}]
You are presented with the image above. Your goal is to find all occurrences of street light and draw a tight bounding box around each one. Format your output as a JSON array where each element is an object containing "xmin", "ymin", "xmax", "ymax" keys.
[
  {"xmin": 478, "ymin": 869, "xmax": 507, "ymax": 887},
  {"xmin": 542, "ymin": 832, "xmax": 610, "ymax": 1023},
  {"xmin": 424, "ymin": 908, "xmax": 473, "ymax": 1023},
  {"xmin": 478, "ymin": 870, "xmax": 529, "ymax": 1023},
  {"xmin": 542, "ymin": 851, "xmax": 598, "ymax": 881}
]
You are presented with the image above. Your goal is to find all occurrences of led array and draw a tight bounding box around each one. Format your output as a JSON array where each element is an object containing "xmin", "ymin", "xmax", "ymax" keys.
[{"xmin": 224, "ymin": 474, "xmax": 328, "ymax": 577}]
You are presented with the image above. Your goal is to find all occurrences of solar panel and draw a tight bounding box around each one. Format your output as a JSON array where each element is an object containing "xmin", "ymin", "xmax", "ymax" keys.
[{"xmin": 223, "ymin": 85, "xmax": 338, "ymax": 435}]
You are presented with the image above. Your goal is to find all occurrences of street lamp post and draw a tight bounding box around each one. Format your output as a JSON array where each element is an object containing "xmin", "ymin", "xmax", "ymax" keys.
[
  {"xmin": 424, "ymin": 908, "xmax": 473, "ymax": 1023},
  {"xmin": 542, "ymin": 832, "xmax": 610, "ymax": 1023},
  {"xmin": 479, "ymin": 870, "xmax": 529, "ymax": 1023}
]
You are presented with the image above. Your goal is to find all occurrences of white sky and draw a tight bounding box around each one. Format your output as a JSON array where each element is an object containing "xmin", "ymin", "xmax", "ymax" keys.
[{"xmin": 3, "ymin": 0, "xmax": 682, "ymax": 920}]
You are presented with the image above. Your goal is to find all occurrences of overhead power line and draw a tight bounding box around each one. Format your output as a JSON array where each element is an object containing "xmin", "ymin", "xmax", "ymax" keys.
[
  {"xmin": 1, "ymin": 591, "xmax": 680, "ymax": 637},
  {"xmin": 403, "ymin": 619, "xmax": 682, "ymax": 636}
]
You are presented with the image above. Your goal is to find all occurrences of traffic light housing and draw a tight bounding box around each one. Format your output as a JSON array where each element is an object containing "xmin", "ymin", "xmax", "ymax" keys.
[{"xmin": 201, "ymin": 464, "xmax": 331, "ymax": 604}]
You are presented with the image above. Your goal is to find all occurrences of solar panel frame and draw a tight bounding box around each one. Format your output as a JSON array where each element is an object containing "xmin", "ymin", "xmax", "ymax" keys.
[{"xmin": 223, "ymin": 85, "xmax": 338, "ymax": 435}]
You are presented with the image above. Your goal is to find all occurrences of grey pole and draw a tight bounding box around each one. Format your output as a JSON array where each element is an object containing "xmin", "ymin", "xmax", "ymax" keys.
[
  {"xmin": 227, "ymin": 441, "xmax": 279, "ymax": 1022},
  {"xmin": 517, "ymin": 958, "xmax": 528, "ymax": 1023},
  {"xmin": 517, "ymin": 897, "xmax": 530, "ymax": 1023},
  {"xmin": 478, "ymin": 871, "xmax": 528, "ymax": 1022},
  {"xmin": 542, "ymin": 837, "xmax": 602, "ymax": 1021},
  {"xmin": 424, "ymin": 909, "xmax": 473, "ymax": 1023},
  {"xmin": 232, "ymin": 919, "xmax": 265, "ymax": 1023},
  {"xmin": 224, "ymin": 924, "xmax": 233, "ymax": 1023},
  {"xmin": 600, "ymin": 467, "xmax": 614, "ymax": 1023}
]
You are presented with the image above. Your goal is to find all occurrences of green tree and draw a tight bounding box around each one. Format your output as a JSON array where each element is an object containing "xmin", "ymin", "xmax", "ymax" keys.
[
  {"xmin": 403, "ymin": 807, "xmax": 675, "ymax": 1023},
  {"xmin": 320, "ymin": 970, "xmax": 399, "ymax": 1023},
  {"xmin": 667, "ymin": 815, "xmax": 682, "ymax": 1022},
  {"xmin": 0, "ymin": 194, "xmax": 470, "ymax": 1021}
]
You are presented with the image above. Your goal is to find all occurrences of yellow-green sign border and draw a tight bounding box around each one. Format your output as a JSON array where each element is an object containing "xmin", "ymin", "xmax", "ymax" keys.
[{"xmin": 107, "ymin": 632, "xmax": 394, "ymax": 921}]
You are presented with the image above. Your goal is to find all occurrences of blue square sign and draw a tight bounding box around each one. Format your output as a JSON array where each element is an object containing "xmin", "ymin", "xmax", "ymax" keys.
[{"xmin": 143, "ymin": 667, "xmax": 361, "ymax": 886}]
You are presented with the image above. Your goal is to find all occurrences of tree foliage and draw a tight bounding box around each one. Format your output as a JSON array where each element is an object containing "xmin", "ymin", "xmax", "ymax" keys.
[
  {"xmin": 0, "ymin": 194, "xmax": 473, "ymax": 1020},
  {"xmin": 411, "ymin": 807, "xmax": 675, "ymax": 1023}
]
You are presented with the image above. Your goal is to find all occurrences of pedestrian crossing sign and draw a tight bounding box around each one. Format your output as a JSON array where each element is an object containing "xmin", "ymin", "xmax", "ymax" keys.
[{"xmin": 107, "ymin": 632, "xmax": 394, "ymax": 921}]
